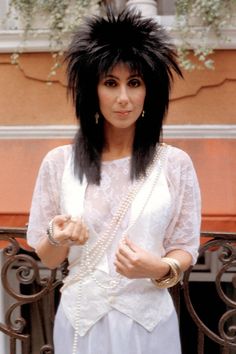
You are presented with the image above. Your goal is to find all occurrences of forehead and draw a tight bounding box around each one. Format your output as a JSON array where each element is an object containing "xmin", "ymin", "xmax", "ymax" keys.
[{"xmin": 100, "ymin": 62, "xmax": 142, "ymax": 78}]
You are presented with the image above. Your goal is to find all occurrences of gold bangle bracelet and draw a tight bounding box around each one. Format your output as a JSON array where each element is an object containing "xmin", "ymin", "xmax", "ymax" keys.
[{"xmin": 151, "ymin": 257, "xmax": 182, "ymax": 289}]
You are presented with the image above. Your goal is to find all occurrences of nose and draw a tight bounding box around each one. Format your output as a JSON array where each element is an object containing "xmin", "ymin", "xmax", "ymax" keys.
[{"xmin": 117, "ymin": 85, "xmax": 129, "ymax": 105}]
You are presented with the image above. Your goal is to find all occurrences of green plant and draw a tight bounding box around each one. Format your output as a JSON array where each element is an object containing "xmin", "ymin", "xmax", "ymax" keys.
[
  {"xmin": 175, "ymin": 0, "xmax": 236, "ymax": 70},
  {"xmin": 6, "ymin": 0, "xmax": 101, "ymax": 79},
  {"xmin": 4, "ymin": 0, "xmax": 236, "ymax": 72}
]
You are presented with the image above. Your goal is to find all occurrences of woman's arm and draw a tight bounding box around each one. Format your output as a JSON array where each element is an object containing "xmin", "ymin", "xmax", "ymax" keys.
[
  {"xmin": 115, "ymin": 149, "xmax": 201, "ymax": 281},
  {"xmin": 163, "ymin": 148, "xmax": 201, "ymax": 265},
  {"xmin": 165, "ymin": 249, "xmax": 192, "ymax": 272},
  {"xmin": 115, "ymin": 238, "xmax": 191, "ymax": 280},
  {"xmin": 35, "ymin": 215, "xmax": 89, "ymax": 269},
  {"xmin": 27, "ymin": 146, "xmax": 89, "ymax": 269},
  {"xmin": 35, "ymin": 237, "xmax": 69, "ymax": 269}
]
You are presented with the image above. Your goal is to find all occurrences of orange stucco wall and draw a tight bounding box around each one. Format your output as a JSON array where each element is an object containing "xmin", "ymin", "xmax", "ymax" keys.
[
  {"xmin": 0, "ymin": 50, "xmax": 236, "ymax": 125},
  {"xmin": 170, "ymin": 50, "xmax": 236, "ymax": 124},
  {"xmin": 0, "ymin": 49, "xmax": 235, "ymax": 232},
  {"xmin": 0, "ymin": 138, "xmax": 235, "ymax": 232}
]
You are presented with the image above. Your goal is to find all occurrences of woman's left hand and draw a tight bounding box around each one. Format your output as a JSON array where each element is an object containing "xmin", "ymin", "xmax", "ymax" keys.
[{"xmin": 114, "ymin": 238, "xmax": 165, "ymax": 279}]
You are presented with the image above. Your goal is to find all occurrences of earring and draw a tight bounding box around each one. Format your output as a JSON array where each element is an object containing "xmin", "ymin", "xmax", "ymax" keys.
[
  {"xmin": 95, "ymin": 112, "xmax": 99, "ymax": 124},
  {"xmin": 142, "ymin": 110, "xmax": 145, "ymax": 118}
]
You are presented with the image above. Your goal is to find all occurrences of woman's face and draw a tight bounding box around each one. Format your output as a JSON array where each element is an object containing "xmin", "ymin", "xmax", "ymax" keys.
[{"xmin": 97, "ymin": 62, "xmax": 146, "ymax": 131}]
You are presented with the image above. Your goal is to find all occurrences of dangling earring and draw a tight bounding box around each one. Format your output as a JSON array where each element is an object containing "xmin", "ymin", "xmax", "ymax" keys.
[
  {"xmin": 95, "ymin": 112, "xmax": 99, "ymax": 124},
  {"xmin": 142, "ymin": 110, "xmax": 145, "ymax": 118}
]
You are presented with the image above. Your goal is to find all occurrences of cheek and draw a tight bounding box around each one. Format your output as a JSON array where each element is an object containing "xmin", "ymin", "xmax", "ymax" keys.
[
  {"xmin": 135, "ymin": 91, "xmax": 146, "ymax": 107},
  {"xmin": 135, "ymin": 85, "xmax": 146, "ymax": 102},
  {"xmin": 98, "ymin": 90, "xmax": 112, "ymax": 110}
]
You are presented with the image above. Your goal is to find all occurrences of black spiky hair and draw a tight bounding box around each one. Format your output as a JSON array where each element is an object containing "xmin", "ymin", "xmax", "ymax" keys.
[{"xmin": 65, "ymin": 7, "xmax": 182, "ymax": 184}]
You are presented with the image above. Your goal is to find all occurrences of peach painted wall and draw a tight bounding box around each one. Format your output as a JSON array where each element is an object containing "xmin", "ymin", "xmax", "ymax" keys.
[
  {"xmin": 0, "ymin": 50, "xmax": 236, "ymax": 230},
  {"xmin": 0, "ymin": 50, "xmax": 236, "ymax": 125},
  {"xmin": 0, "ymin": 53, "xmax": 75, "ymax": 125},
  {"xmin": 0, "ymin": 138, "xmax": 235, "ymax": 232},
  {"xmin": 169, "ymin": 50, "xmax": 236, "ymax": 124}
]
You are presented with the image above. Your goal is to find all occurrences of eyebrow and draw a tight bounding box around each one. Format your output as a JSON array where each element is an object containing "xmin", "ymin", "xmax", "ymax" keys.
[{"xmin": 103, "ymin": 74, "xmax": 141, "ymax": 80}]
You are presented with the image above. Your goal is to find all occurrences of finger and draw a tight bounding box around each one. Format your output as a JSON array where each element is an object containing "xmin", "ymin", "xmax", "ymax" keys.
[
  {"xmin": 114, "ymin": 259, "xmax": 135, "ymax": 279},
  {"xmin": 114, "ymin": 259, "xmax": 126, "ymax": 275},
  {"xmin": 72, "ymin": 224, "xmax": 89, "ymax": 245},
  {"xmin": 70, "ymin": 219, "xmax": 83, "ymax": 239},
  {"xmin": 124, "ymin": 238, "xmax": 140, "ymax": 253},
  {"xmin": 50, "ymin": 215, "xmax": 74, "ymax": 243},
  {"xmin": 65, "ymin": 216, "xmax": 86, "ymax": 241},
  {"xmin": 53, "ymin": 215, "xmax": 71, "ymax": 230},
  {"xmin": 118, "ymin": 242, "xmax": 134, "ymax": 259},
  {"xmin": 77, "ymin": 225, "xmax": 89, "ymax": 244},
  {"xmin": 53, "ymin": 221, "xmax": 76, "ymax": 244},
  {"xmin": 116, "ymin": 250, "xmax": 130, "ymax": 265}
]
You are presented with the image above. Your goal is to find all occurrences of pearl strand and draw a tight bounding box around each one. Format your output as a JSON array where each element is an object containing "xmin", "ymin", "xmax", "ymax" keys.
[
  {"xmin": 72, "ymin": 281, "xmax": 82, "ymax": 354},
  {"xmin": 76, "ymin": 143, "xmax": 164, "ymax": 270},
  {"xmin": 62, "ymin": 177, "xmax": 144, "ymax": 290},
  {"xmin": 88, "ymin": 144, "xmax": 168, "ymax": 289},
  {"xmin": 69, "ymin": 144, "xmax": 168, "ymax": 354},
  {"xmin": 62, "ymin": 144, "xmax": 167, "ymax": 291}
]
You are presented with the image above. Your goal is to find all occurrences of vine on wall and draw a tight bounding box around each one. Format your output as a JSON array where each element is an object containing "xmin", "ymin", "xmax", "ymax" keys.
[
  {"xmin": 175, "ymin": 0, "xmax": 236, "ymax": 70},
  {"xmin": 5, "ymin": 0, "xmax": 101, "ymax": 80},
  {"xmin": 2, "ymin": 0, "xmax": 236, "ymax": 73}
]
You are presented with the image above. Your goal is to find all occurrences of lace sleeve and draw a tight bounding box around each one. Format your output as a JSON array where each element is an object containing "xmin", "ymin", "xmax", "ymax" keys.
[
  {"xmin": 163, "ymin": 148, "xmax": 201, "ymax": 265},
  {"xmin": 26, "ymin": 145, "xmax": 70, "ymax": 249}
]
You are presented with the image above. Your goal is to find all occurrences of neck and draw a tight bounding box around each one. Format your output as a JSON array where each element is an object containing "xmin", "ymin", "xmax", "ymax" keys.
[{"xmin": 102, "ymin": 126, "xmax": 135, "ymax": 161}]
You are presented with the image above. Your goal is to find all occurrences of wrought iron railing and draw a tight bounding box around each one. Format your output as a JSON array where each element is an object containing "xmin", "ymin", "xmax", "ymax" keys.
[
  {"xmin": 0, "ymin": 228, "xmax": 235, "ymax": 354},
  {"xmin": 182, "ymin": 232, "xmax": 236, "ymax": 354}
]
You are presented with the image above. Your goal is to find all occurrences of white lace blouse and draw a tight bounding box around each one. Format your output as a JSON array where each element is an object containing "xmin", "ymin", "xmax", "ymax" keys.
[
  {"xmin": 27, "ymin": 143, "xmax": 201, "ymax": 335},
  {"xmin": 27, "ymin": 143, "xmax": 201, "ymax": 256}
]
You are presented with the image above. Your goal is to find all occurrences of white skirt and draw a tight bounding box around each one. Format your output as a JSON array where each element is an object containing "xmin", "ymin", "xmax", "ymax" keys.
[{"xmin": 53, "ymin": 303, "xmax": 182, "ymax": 354}]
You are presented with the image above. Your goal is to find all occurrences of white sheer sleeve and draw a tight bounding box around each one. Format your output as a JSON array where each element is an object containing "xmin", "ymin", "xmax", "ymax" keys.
[
  {"xmin": 26, "ymin": 145, "xmax": 71, "ymax": 249},
  {"xmin": 163, "ymin": 147, "xmax": 201, "ymax": 264}
]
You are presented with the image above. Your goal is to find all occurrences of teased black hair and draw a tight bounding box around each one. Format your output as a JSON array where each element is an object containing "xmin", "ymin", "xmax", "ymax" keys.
[{"xmin": 65, "ymin": 7, "xmax": 182, "ymax": 184}]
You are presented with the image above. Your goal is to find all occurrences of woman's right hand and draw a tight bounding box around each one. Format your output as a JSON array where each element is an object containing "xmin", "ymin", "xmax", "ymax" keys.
[{"xmin": 51, "ymin": 215, "xmax": 89, "ymax": 246}]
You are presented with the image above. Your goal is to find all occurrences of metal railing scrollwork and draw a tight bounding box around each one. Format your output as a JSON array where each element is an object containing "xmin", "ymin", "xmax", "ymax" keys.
[
  {"xmin": 0, "ymin": 228, "xmax": 65, "ymax": 354},
  {"xmin": 182, "ymin": 232, "xmax": 236, "ymax": 354},
  {"xmin": 0, "ymin": 227, "xmax": 236, "ymax": 354}
]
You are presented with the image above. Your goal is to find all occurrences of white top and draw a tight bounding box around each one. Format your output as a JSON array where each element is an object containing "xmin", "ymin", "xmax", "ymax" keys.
[{"xmin": 27, "ymin": 143, "xmax": 201, "ymax": 336}]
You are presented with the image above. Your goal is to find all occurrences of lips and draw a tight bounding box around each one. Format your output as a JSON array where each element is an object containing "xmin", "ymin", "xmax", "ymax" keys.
[{"xmin": 115, "ymin": 111, "xmax": 131, "ymax": 116}]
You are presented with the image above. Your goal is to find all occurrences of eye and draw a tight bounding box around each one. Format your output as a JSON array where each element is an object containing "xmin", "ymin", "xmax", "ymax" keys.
[
  {"xmin": 104, "ymin": 79, "xmax": 117, "ymax": 87},
  {"xmin": 128, "ymin": 78, "xmax": 142, "ymax": 88}
]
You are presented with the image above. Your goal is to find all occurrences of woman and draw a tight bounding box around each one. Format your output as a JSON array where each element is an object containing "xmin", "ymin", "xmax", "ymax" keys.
[{"xmin": 27, "ymin": 8, "xmax": 201, "ymax": 354}]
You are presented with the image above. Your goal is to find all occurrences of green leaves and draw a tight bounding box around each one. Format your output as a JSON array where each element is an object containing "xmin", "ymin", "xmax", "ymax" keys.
[
  {"xmin": 175, "ymin": 0, "xmax": 236, "ymax": 70},
  {"xmin": 5, "ymin": 0, "xmax": 100, "ymax": 78}
]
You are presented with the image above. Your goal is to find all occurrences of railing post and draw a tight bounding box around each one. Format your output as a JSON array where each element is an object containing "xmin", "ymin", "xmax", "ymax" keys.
[{"xmin": 198, "ymin": 330, "xmax": 204, "ymax": 354}]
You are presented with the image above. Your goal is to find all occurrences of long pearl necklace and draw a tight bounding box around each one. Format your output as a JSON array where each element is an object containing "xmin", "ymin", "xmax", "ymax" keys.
[{"xmin": 65, "ymin": 144, "xmax": 168, "ymax": 354}]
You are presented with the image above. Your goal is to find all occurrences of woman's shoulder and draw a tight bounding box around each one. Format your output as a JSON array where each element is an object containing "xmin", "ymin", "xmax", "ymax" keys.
[
  {"xmin": 39, "ymin": 144, "xmax": 73, "ymax": 175},
  {"xmin": 42, "ymin": 144, "xmax": 73, "ymax": 164},
  {"xmin": 164, "ymin": 143, "xmax": 194, "ymax": 167},
  {"xmin": 162, "ymin": 143, "xmax": 197, "ymax": 179}
]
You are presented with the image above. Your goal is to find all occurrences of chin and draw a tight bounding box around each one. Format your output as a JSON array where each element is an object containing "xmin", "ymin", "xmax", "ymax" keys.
[{"xmin": 114, "ymin": 122, "xmax": 136, "ymax": 130}]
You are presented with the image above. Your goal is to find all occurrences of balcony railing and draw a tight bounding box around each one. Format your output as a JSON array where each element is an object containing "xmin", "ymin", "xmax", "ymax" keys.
[{"xmin": 0, "ymin": 228, "xmax": 235, "ymax": 354}]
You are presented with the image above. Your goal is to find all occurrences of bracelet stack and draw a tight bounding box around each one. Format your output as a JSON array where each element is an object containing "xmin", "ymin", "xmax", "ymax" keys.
[
  {"xmin": 46, "ymin": 219, "xmax": 60, "ymax": 246},
  {"xmin": 151, "ymin": 257, "xmax": 182, "ymax": 289}
]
